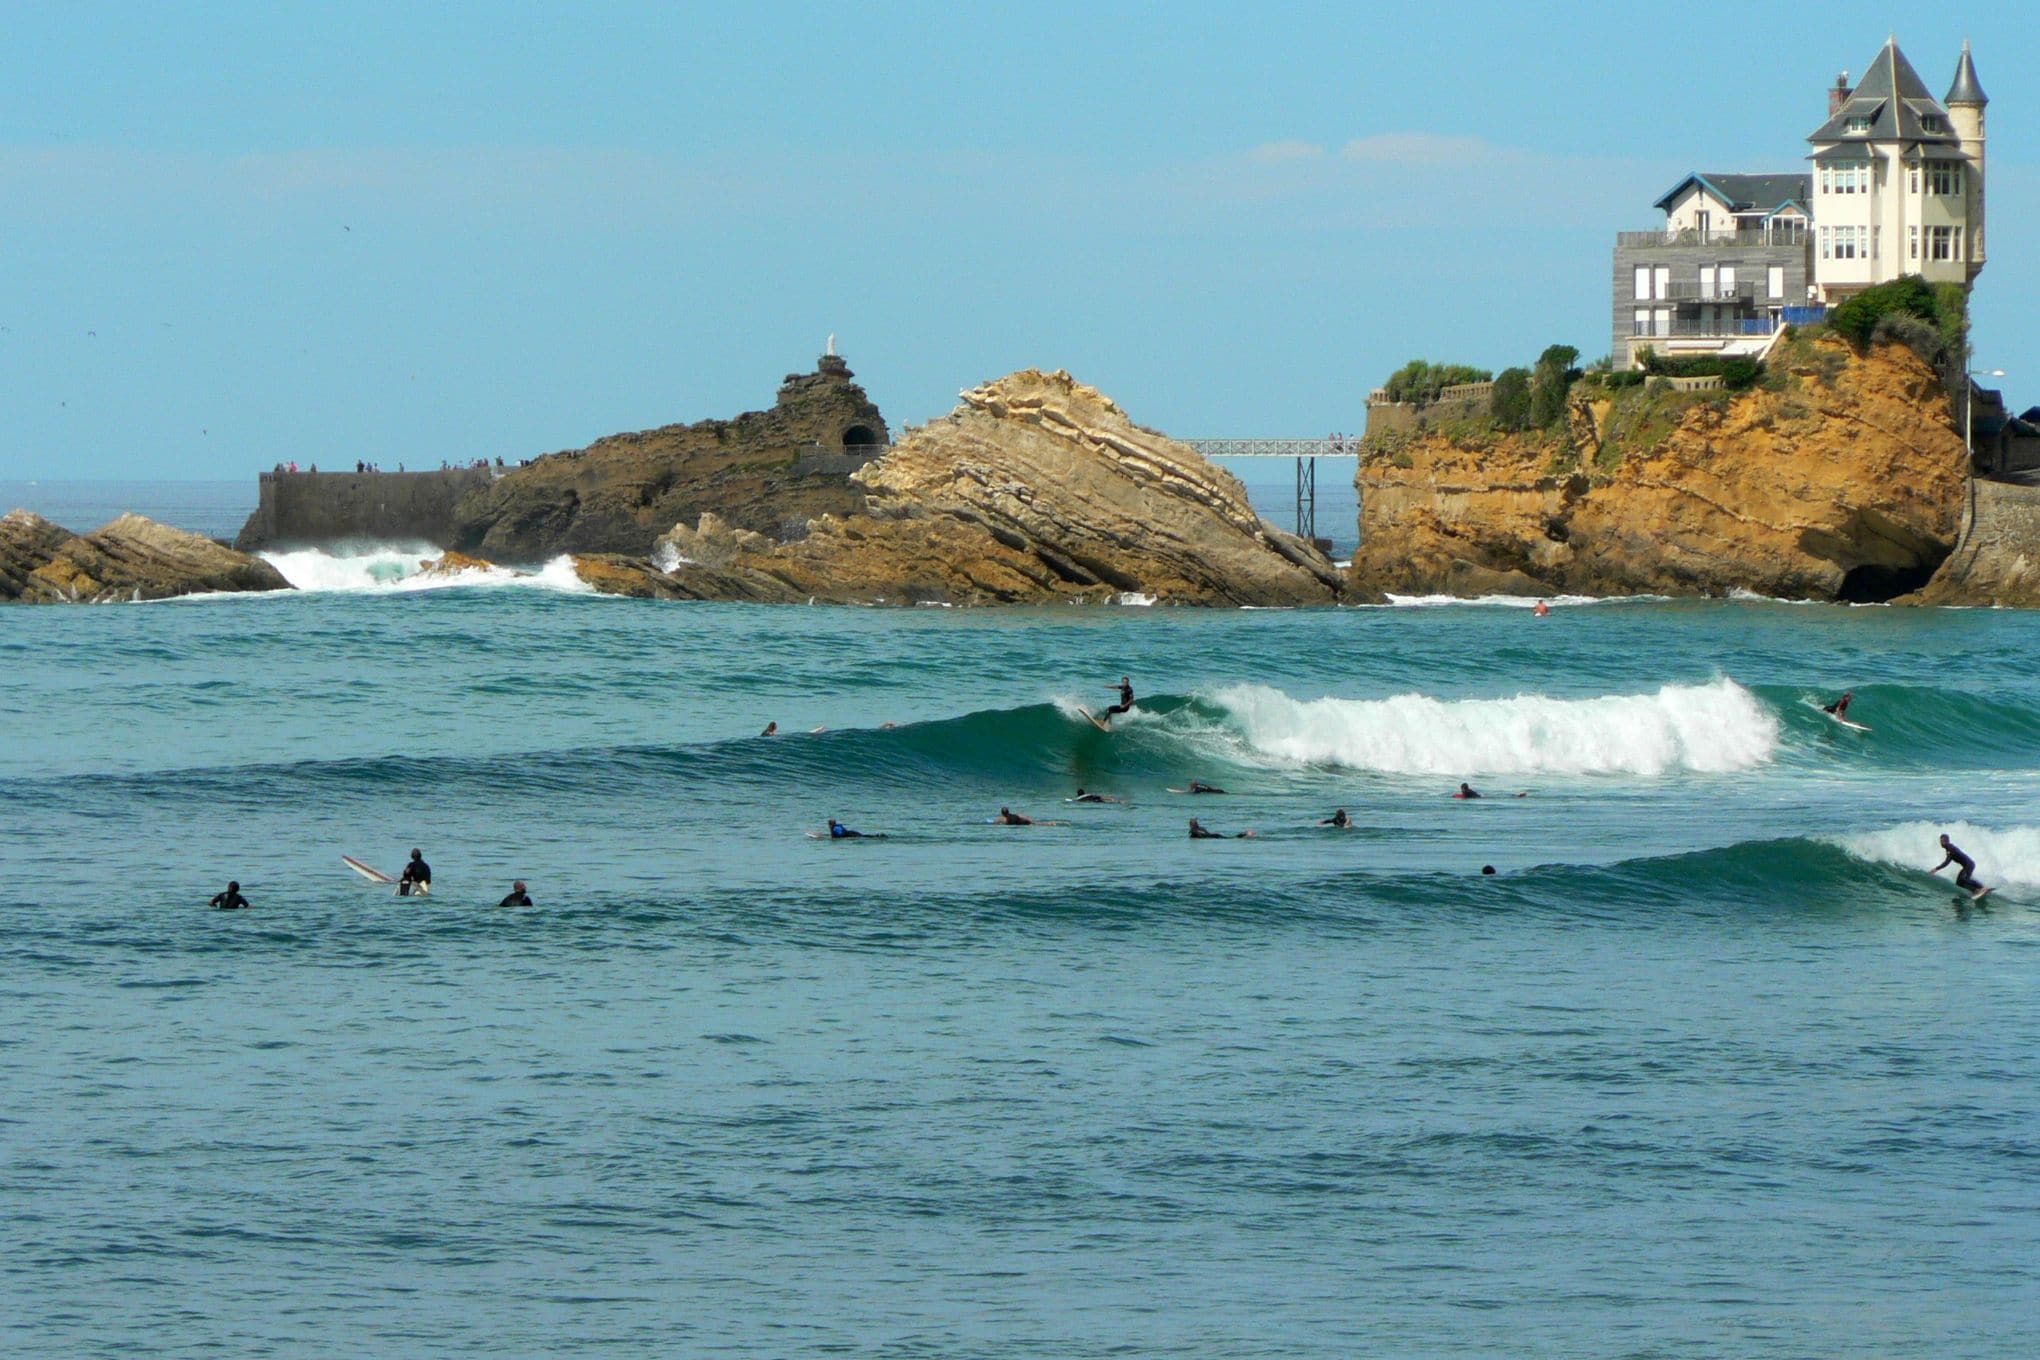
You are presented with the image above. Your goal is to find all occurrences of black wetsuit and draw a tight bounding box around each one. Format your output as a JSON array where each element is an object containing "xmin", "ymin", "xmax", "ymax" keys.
[
  {"xmin": 830, "ymin": 822, "xmax": 864, "ymax": 838},
  {"xmin": 1105, "ymin": 681, "xmax": 1135, "ymax": 719},
  {"xmin": 1072, "ymin": 792, "xmax": 1109, "ymax": 803},
  {"xmin": 497, "ymin": 890, "xmax": 533, "ymax": 907},
  {"xmin": 209, "ymin": 889, "xmax": 250, "ymax": 910},
  {"xmin": 400, "ymin": 857, "xmax": 431, "ymax": 895},
  {"xmin": 1936, "ymin": 843, "xmax": 1981, "ymax": 891},
  {"xmin": 1189, "ymin": 823, "xmax": 1223, "ymax": 839},
  {"xmin": 1187, "ymin": 781, "xmax": 1225, "ymax": 795},
  {"xmin": 1321, "ymin": 811, "xmax": 1349, "ymax": 827}
]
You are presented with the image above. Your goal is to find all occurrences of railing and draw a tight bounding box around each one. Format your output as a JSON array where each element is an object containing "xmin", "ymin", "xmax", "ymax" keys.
[
  {"xmin": 1183, "ymin": 439, "xmax": 1363, "ymax": 458},
  {"xmin": 1632, "ymin": 318, "xmax": 1780, "ymax": 339},
  {"xmin": 1616, "ymin": 227, "xmax": 1807, "ymax": 248},
  {"xmin": 1659, "ymin": 281, "xmax": 1763, "ymax": 303}
]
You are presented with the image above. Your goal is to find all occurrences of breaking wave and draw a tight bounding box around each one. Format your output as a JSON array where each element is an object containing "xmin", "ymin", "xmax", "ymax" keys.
[{"xmin": 261, "ymin": 544, "xmax": 593, "ymax": 595}]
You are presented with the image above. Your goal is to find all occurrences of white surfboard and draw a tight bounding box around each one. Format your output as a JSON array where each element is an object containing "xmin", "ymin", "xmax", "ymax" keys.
[{"xmin": 341, "ymin": 854, "xmax": 393, "ymax": 884}]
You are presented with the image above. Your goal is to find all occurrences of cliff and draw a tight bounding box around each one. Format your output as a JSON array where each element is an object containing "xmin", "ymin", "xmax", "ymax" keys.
[
  {"xmin": 657, "ymin": 368, "xmax": 1344, "ymax": 606},
  {"xmin": 3, "ymin": 511, "xmax": 292, "ymax": 603},
  {"xmin": 1352, "ymin": 336, "xmax": 1968, "ymax": 602},
  {"xmin": 449, "ymin": 354, "xmax": 890, "ymax": 560}
]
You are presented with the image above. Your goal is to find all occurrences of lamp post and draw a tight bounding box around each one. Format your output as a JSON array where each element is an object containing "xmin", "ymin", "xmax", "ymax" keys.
[{"xmin": 1966, "ymin": 364, "xmax": 2007, "ymax": 475}]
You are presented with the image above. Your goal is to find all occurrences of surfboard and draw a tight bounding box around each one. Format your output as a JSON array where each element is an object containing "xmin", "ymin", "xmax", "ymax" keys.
[
  {"xmin": 1075, "ymin": 706, "xmax": 1110, "ymax": 732},
  {"xmin": 1830, "ymin": 715, "xmax": 1872, "ymax": 732},
  {"xmin": 342, "ymin": 854, "xmax": 393, "ymax": 884},
  {"xmin": 806, "ymin": 831, "xmax": 887, "ymax": 840},
  {"xmin": 1803, "ymin": 698, "xmax": 1870, "ymax": 731}
]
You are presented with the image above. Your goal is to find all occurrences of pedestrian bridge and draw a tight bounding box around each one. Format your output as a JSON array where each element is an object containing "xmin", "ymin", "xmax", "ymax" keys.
[{"xmin": 1180, "ymin": 439, "xmax": 1360, "ymax": 543}]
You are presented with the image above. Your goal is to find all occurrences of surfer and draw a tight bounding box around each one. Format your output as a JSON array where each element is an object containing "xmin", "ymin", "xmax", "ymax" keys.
[
  {"xmin": 209, "ymin": 880, "xmax": 250, "ymax": 910},
  {"xmin": 1453, "ymin": 783, "xmax": 1483, "ymax": 800},
  {"xmin": 1186, "ymin": 780, "xmax": 1226, "ymax": 795},
  {"xmin": 1931, "ymin": 834, "xmax": 1989, "ymax": 899},
  {"xmin": 760, "ymin": 721, "xmax": 778, "ymax": 737},
  {"xmin": 992, "ymin": 807, "xmax": 1035, "ymax": 826},
  {"xmin": 1071, "ymin": 788, "xmax": 1122, "ymax": 804},
  {"xmin": 828, "ymin": 818, "xmax": 884, "ymax": 839},
  {"xmin": 398, "ymin": 849, "xmax": 432, "ymax": 896},
  {"xmin": 1103, "ymin": 676, "xmax": 1135, "ymax": 725},
  {"xmin": 1822, "ymin": 690, "xmax": 1854, "ymax": 720},
  {"xmin": 1189, "ymin": 817, "xmax": 1254, "ymax": 839},
  {"xmin": 1532, "ymin": 600, "xmax": 1550, "ymax": 617},
  {"xmin": 497, "ymin": 880, "xmax": 533, "ymax": 907},
  {"xmin": 1319, "ymin": 808, "xmax": 1351, "ymax": 828}
]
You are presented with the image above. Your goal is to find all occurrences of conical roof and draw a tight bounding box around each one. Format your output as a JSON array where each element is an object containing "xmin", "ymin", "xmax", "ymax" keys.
[
  {"xmin": 1807, "ymin": 37, "xmax": 1957, "ymax": 144},
  {"xmin": 1947, "ymin": 40, "xmax": 1987, "ymax": 106}
]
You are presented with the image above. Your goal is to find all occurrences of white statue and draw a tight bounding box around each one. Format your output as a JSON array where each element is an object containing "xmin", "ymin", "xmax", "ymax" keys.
[{"xmin": 826, "ymin": 333, "xmax": 837, "ymax": 357}]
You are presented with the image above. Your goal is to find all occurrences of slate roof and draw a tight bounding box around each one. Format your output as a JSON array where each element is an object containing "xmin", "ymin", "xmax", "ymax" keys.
[
  {"xmin": 1653, "ymin": 172, "xmax": 1811, "ymax": 215},
  {"xmin": 1947, "ymin": 40, "xmax": 1987, "ymax": 106},
  {"xmin": 1806, "ymin": 38, "xmax": 1959, "ymax": 145}
]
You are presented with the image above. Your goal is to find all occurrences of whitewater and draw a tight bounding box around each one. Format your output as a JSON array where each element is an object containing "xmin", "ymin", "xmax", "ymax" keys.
[{"xmin": 5, "ymin": 529, "xmax": 2040, "ymax": 1357}]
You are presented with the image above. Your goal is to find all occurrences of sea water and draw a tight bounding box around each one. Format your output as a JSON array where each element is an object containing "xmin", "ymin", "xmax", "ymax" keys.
[{"xmin": 2, "ymin": 487, "xmax": 2038, "ymax": 1357}]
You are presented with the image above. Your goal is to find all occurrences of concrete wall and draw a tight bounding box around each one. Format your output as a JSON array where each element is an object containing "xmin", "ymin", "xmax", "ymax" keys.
[{"xmin": 234, "ymin": 468, "xmax": 496, "ymax": 550}]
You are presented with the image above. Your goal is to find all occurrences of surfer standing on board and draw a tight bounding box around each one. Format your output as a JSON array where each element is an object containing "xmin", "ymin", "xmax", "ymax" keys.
[
  {"xmin": 399, "ymin": 849, "xmax": 432, "ymax": 897},
  {"xmin": 209, "ymin": 880, "xmax": 250, "ymax": 910},
  {"xmin": 1102, "ymin": 676, "xmax": 1136, "ymax": 726},
  {"xmin": 1822, "ymin": 691, "xmax": 1854, "ymax": 720},
  {"xmin": 1931, "ymin": 834, "xmax": 1990, "ymax": 899}
]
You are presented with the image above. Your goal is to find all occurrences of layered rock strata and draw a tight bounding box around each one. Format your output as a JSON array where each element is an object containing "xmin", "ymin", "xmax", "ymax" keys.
[{"xmin": 3, "ymin": 512, "xmax": 292, "ymax": 603}]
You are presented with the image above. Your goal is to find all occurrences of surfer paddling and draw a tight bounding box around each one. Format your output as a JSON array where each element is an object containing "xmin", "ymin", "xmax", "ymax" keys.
[
  {"xmin": 497, "ymin": 880, "xmax": 533, "ymax": 907},
  {"xmin": 1070, "ymin": 788, "xmax": 1123, "ymax": 804},
  {"xmin": 1453, "ymin": 783, "xmax": 1483, "ymax": 800},
  {"xmin": 1189, "ymin": 817, "xmax": 1255, "ymax": 839},
  {"xmin": 1931, "ymin": 833, "xmax": 1990, "ymax": 900},
  {"xmin": 398, "ymin": 849, "xmax": 432, "ymax": 897},
  {"xmin": 828, "ymin": 818, "xmax": 885, "ymax": 839},
  {"xmin": 992, "ymin": 807, "xmax": 1034, "ymax": 826},
  {"xmin": 1318, "ymin": 809, "xmax": 1351, "ymax": 828},
  {"xmin": 209, "ymin": 880, "xmax": 250, "ymax": 910}
]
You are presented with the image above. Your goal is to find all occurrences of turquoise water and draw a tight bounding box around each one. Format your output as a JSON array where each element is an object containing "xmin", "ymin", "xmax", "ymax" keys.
[{"xmin": 4, "ymin": 508, "xmax": 2040, "ymax": 1355}]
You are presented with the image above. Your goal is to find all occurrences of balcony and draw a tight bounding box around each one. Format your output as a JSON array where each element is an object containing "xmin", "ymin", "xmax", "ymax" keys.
[
  {"xmin": 1631, "ymin": 317, "xmax": 1780, "ymax": 339},
  {"xmin": 1658, "ymin": 281, "xmax": 1763, "ymax": 303},
  {"xmin": 1616, "ymin": 227, "xmax": 1807, "ymax": 248}
]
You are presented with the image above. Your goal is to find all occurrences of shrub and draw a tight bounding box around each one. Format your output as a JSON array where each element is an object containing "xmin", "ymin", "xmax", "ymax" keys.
[
  {"xmin": 1602, "ymin": 370, "xmax": 1646, "ymax": 389},
  {"xmin": 1490, "ymin": 367, "xmax": 1532, "ymax": 430},
  {"xmin": 1530, "ymin": 344, "xmax": 1582, "ymax": 430},
  {"xmin": 1828, "ymin": 275, "xmax": 1938, "ymax": 349},
  {"xmin": 1381, "ymin": 359, "xmax": 1494, "ymax": 405}
]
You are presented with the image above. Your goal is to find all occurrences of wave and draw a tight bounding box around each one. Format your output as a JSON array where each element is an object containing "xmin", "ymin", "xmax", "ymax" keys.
[
  {"xmin": 1380, "ymin": 593, "xmax": 1669, "ymax": 609},
  {"xmin": 261, "ymin": 544, "xmax": 592, "ymax": 595},
  {"xmin": 1210, "ymin": 678, "xmax": 1777, "ymax": 776},
  {"xmin": 1834, "ymin": 820, "xmax": 2040, "ymax": 888}
]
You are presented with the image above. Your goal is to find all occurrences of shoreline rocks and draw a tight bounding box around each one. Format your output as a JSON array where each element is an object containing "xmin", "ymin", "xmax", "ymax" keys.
[{"xmin": 2, "ymin": 511, "xmax": 292, "ymax": 604}]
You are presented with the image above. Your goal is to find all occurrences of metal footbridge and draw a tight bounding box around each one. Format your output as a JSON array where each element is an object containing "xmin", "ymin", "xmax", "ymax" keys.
[{"xmin": 1180, "ymin": 438, "xmax": 1360, "ymax": 543}]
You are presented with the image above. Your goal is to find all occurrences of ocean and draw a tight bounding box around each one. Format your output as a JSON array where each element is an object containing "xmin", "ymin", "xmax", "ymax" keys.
[{"xmin": 2, "ymin": 480, "xmax": 2037, "ymax": 1357}]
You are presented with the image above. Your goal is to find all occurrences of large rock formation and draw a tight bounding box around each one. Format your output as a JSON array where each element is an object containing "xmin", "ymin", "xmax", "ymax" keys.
[
  {"xmin": 1353, "ymin": 337, "xmax": 1968, "ymax": 602},
  {"xmin": 683, "ymin": 368, "xmax": 1344, "ymax": 606},
  {"xmin": 451, "ymin": 352, "xmax": 890, "ymax": 560},
  {"xmin": 3, "ymin": 512, "xmax": 292, "ymax": 603},
  {"xmin": 1907, "ymin": 480, "xmax": 2040, "ymax": 606}
]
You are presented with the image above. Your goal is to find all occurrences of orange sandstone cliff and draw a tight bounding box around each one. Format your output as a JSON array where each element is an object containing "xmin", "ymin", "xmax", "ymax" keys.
[{"xmin": 1352, "ymin": 337, "xmax": 1968, "ymax": 603}]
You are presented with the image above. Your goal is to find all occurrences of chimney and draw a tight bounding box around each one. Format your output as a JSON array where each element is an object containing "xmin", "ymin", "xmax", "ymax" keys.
[{"xmin": 1828, "ymin": 71, "xmax": 1852, "ymax": 116}]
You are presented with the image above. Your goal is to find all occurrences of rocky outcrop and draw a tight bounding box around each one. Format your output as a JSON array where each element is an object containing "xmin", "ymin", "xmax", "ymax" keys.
[
  {"xmin": 1906, "ymin": 480, "xmax": 2040, "ymax": 606},
  {"xmin": 1, "ymin": 510, "xmax": 75, "ymax": 599},
  {"xmin": 451, "ymin": 353, "xmax": 890, "ymax": 561},
  {"xmin": 416, "ymin": 550, "xmax": 497, "ymax": 577},
  {"xmin": 1353, "ymin": 337, "xmax": 1968, "ymax": 602},
  {"xmin": 5, "ymin": 512, "xmax": 292, "ymax": 603},
  {"xmin": 570, "ymin": 552, "xmax": 806, "ymax": 602},
  {"xmin": 700, "ymin": 369, "xmax": 1343, "ymax": 606}
]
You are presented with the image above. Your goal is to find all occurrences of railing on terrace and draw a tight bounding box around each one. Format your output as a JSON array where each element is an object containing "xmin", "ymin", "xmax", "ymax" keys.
[
  {"xmin": 1616, "ymin": 227, "xmax": 1807, "ymax": 248},
  {"xmin": 1632, "ymin": 317, "xmax": 1779, "ymax": 338},
  {"xmin": 1658, "ymin": 281, "xmax": 1764, "ymax": 303}
]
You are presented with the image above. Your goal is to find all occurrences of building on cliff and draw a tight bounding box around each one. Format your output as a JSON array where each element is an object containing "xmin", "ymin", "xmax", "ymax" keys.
[{"xmin": 1613, "ymin": 37, "xmax": 1985, "ymax": 367}]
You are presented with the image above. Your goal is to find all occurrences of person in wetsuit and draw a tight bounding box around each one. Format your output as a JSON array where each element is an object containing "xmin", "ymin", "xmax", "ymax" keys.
[
  {"xmin": 497, "ymin": 880, "xmax": 533, "ymax": 907},
  {"xmin": 1189, "ymin": 818, "xmax": 1253, "ymax": 839},
  {"xmin": 1453, "ymin": 783, "xmax": 1482, "ymax": 800},
  {"xmin": 993, "ymin": 807, "xmax": 1035, "ymax": 826},
  {"xmin": 1319, "ymin": 809, "xmax": 1351, "ymax": 828},
  {"xmin": 1932, "ymin": 834, "xmax": 1988, "ymax": 898},
  {"xmin": 1186, "ymin": 780, "xmax": 1226, "ymax": 795},
  {"xmin": 209, "ymin": 880, "xmax": 250, "ymax": 910},
  {"xmin": 1102, "ymin": 676, "xmax": 1135, "ymax": 726},
  {"xmin": 828, "ymin": 818, "xmax": 886, "ymax": 839},
  {"xmin": 1071, "ymin": 788, "xmax": 1122, "ymax": 804},
  {"xmin": 399, "ymin": 849, "xmax": 432, "ymax": 896},
  {"xmin": 760, "ymin": 721, "xmax": 778, "ymax": 737},
  {"xmin": 1822, "ymin": 691, "xmax": 1854, "ymax": 720}
]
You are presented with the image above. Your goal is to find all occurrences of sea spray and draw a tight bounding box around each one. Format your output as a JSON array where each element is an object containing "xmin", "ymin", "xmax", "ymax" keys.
[
  {"xmin": 1835, "ymin": 820, "xmax": 2040, "ymax": 888},
  {"xmin": 261, "ymin": 544, "xmax": 593, "ymax": 595},
  {"xmin": 1210, "ymin": 677, "xmax": 1779, "ymax": 776}
]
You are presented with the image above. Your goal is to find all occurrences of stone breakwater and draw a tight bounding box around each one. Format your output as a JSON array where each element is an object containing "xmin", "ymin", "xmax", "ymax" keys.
[{"xmin": 2, "ymin": 511, "xmax": 290, "ymax": 603}]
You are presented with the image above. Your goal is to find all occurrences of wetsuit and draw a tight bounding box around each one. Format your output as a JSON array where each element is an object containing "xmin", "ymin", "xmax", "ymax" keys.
[
  {"xmin": 497, "ymin": 890, "xmax": 533, "ymax": 907},
  {"xmin": 1935, "ymin": 842, "xmax": 1982, "ymax": 892},
  {"xmin": 1187, "ymin": 781, "xmax": 1225, "ymax": 795},
  {"xmin": 1189, "ymin": 822, "xmax": 1222, "ymax": 839},
  {"xmin": 1072, "ymin": 791, "xmax": 1110, "ymax": 803},
  {"xmin": 1453, "ymin": 786, "xmax": 1482, "ymax": 800},
  {"xmin": 209, "ymin": 889, "xmax": 249, "ymax": 910},
  {"xmin": 400, "ymin": 857, "xmax": 431, "ymax": 895},
  {"xmin": 1105, "ymin": 681, "xmax": 1135, "ymax": 719},
  {"xmin": 830, "ymin": 821, "xmax": 865, "ymax": 839},
  {"xmin": 995, "ymin": 811, "xmax": 1034, "ymax": 825},
  {"xmin": 1320, "ymin": 810, "xmax": 1350, "ymax": 827}
]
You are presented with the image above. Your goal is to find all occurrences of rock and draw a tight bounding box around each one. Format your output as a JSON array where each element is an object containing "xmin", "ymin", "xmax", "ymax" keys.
[
  {"xmin": 1, "ymin": 510, "xmax": 76, "ymax": 601},
  {"xmin": 654, "ymin": 512, "xmax": 773, "ymax": 569},
  {"xmin": 17, "ymin": 514, "xmax": 292, "ymax": 603},
  {"xmin": 1906, "ymin": 480, "xmax": 2040, "ymax": 606},
  {"xmin": 570, "ymin": 553, "xmax": 805, "ymax": 603},
  {"xmin": 734, "ymin": 369, "xmax": 1345, "ymax": 606},
  {"xmin": 1353, "ymin": 337, "xmax": 1966, "ymax": 602},
  {"xmin": 417, "ymin": 550, "xmax": 498, "ymax": 577},
  {"xmin": 453, "ymin": 353, "xmax": 890, "ymax": 560}
]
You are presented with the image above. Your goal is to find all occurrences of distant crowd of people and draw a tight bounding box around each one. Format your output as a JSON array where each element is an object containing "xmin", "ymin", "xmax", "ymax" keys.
[{"xmin": 269, "ymin": 456, "xmax": 524, "ymax": 476}]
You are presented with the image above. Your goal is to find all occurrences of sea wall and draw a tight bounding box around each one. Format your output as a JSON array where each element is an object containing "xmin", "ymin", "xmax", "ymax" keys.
[
  {"xmin": 234, "ymin": 468, "xmax": 495, "ymax": 551},
  {"xmin": 1908, "ymin": 479, "xmax": 2040, "ymax": 606}
]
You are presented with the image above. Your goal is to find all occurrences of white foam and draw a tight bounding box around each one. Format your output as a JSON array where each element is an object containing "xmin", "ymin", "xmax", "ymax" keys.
[
  {"xmin": 260, "ymin": 544, "xmax": 592, "ymax": 595},
  {"xmin": 1210, "ymin": 677, "xmax": 1778, "ymax": 777},
  {"xmin": 1115, "ymin": 592, "xmax": 1157, "ymax": 607},
  {"xmin": 1382, "ymin": 592, "xmax": 1665, "ymax": 609},
  {"xmin": 1835, "ymin": 820, "xmax": 2040, "ymax": 888}
]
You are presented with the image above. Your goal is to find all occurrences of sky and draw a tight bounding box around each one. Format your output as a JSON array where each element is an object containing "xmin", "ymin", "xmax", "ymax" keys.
[{"xmin": 4, "ymin": 1, "xmax": 2037, "ymax": 479}]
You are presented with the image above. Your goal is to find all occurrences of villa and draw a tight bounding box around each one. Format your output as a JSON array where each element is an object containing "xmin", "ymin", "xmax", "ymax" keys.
[{"xmin": 1612, "ymin": 37, "xmax": 1986, "ymax": 367}]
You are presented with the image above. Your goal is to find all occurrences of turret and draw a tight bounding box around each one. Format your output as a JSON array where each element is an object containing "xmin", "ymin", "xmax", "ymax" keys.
[{"xmin": 1947, "ymin": 40, "xmax": 1987, "ymax": 273}]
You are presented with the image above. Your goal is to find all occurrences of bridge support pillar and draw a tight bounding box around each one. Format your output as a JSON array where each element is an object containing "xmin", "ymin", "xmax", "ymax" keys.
[{"xmin": 1295, "ymin": 456, "xmax": 1316, "ymax": 542}]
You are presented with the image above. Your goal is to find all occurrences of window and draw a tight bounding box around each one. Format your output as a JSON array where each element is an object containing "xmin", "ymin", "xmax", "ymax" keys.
[
  {"xmin": 1768, "ymin": 266, "xmax": 1785, "ymax": 299},
  {"xmin": 1700, "ymin": 265, "xmax": 1715, "ymax": 295},
  {"xmin": 1909, "ymin": 167, "xmax": 1920, "ymax": 193},
  {"xmin": 1825, "ymin": 225, "xmax": 1865, "ymax": 261},
  {"xmin": 1695, "ymin": 210, "xmax": 1711, "ymax": 237},
  {"xmin": 1929, "ymin": 225, "xmax": 1955, "ymax": 261},
  {"xmin": 1921, "ymin": 115, "xmax": 1944, "ymax": 134},
  {"xmin": 1653, "ymin": 266, "xmax": 1669, "ymax": 300},
  {"xmin": 1654, "ymin": 309, "xmax": 1670, "ymax": 338},
  {"xmin": 1718, "ymin": 266, "xmax": 1736, "ymax": 296},
  {"xmin": 1634, "ymin": 266, "xmax": 1650, "ymax": 301},
  {"xmin": 1909, "ymin": 225, "xmax": 1919, "ymax": 260},
  {"xmin": 1846, "ymin": 115, "xmax": 1872, "ymax": 134},
  {"xmin": 1633, "ymin": 309, "xmax": 1651, "ymax": 337},
  {"xmin": 1930, "ymin": 164, "xmax": 1963, "ymax": 196}
]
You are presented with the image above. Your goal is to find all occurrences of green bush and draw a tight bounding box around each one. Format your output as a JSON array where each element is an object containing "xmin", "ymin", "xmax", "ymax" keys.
[
  {"xmin": 1602, "ymin": 370, "xmax": 1646, "ymax": 389},
  {"xmin": 1381, "ymin": 359, "xmax": 1494, "ymax": 405},
  {"xmin": 1530, "ymin": 344, "xmax": 1581, "ymax": 430},
  {"xmin": 1490, "ymin": 367, "xmax": 1532, "ymax": 430},
  {"xmin": 1826, "ymin": 274, "xmax": 1968, "ymax": 354}
]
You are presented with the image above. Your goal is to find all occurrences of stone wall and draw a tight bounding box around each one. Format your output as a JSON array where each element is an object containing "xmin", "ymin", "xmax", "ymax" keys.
[{"xmin": 234, "ymin": 468, "xmax": 495, "ymax": 550}]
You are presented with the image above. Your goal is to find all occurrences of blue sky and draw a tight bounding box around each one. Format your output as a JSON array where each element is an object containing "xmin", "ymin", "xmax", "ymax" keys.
[{"xmin": 4, "ymin": 2, "xmax": 2036, "ymax": 478}]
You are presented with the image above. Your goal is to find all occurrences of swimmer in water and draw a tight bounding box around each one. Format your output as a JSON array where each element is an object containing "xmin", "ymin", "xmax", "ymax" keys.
[
  {"xmin": 497, "ymin": 880, "xmax": 533, "ymax": 907},
  {"xmin": 209, "ymin": 880, "xmax": 250, "ymax": 910},
  {"xmin": 760, "ymin": 721, "xmax": 778, "ymax": 737},
  {"xmin": 1532, "ymin": 600, "xmax": 1550, "ymax": 617},
  {"xmin": 1453, "ymin": 783, "xmax": 1482, "ymax": 800},
  {"xmin": 1931, "ymin": 833, "xmax": 1989, "ymax": 899},
  {"xmin": 1318, "ymin": 809, "xmax": 1351, "ymax": 828}
]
